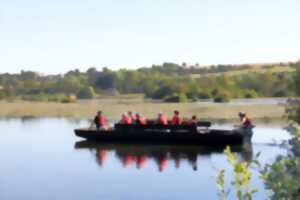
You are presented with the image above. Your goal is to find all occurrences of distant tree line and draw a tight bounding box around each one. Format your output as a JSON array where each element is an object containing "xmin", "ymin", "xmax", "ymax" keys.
[{"xmin": 0, "ymin": 62, "xmax": 299, "ymax": 102}]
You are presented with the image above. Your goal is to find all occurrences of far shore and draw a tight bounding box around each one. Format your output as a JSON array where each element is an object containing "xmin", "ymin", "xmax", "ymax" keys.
[{"xmin": 0, "ymin": 99, "xmax": 286, "ymax": 121}]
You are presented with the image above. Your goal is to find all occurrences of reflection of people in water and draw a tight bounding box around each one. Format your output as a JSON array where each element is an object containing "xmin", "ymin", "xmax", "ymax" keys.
[
  {"xmin": 174, "ymin": 156, "xmax": 180, "ymax": 169},
  {"xmin": 136, "ymin": 155, "xmax": 147, "ymax": 169},
  {"xmin": 187, "ymin": 153, "xmax": 198, "ymax": 171},
  {"xmin": 76, "ymin": 141, "xmax": 252, "ymax": 172},
  {"xmin": 240, "ymin": 143, "xmax": 253, "ymax": 163},
  {"xmin": 158, "ymin": 157, "xmax": 168, "ymax": 172},
  {"xmin": 122, "ymin": 155, "xmax": 136, "ymax": 167},
  {"xmin": 96, "ymin": 149, "xmax": 106, "ymax": 167}
]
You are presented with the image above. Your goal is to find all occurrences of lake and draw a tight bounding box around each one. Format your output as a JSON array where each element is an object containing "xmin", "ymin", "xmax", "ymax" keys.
[{"xmin": 0, "ymin": 118, "xmax": 290, "ymax": 200}]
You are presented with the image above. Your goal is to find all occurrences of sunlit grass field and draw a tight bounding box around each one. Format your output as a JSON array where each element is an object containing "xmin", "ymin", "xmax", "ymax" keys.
[{"xmin": 0, "ymin": 98, "xmax": 285, "ymax": 121}]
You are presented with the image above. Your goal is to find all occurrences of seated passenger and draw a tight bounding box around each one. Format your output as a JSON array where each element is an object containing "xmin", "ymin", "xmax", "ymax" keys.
[
  {"xmin": 158, "ymin": 112, "xmax": 168, "ymax": 125},
  {"xmin": 128, "ymin": 111, "xmax": 136, "ymax": 122},
  {"xmin": 93, "ymin": 111, "xmax": 107, "ymax": 130},
  {"xmin": 171, "ymin": 110, "xmax": 181, "ymax": 125},
  {"xmin": 135, "ymin": 113, "xmax": 146, "ymax": 125},
  {"xmin": 121, "ymin": 113, "xmax": 132, "ymax": 124},
  {"xmin": 189, "ymin": 115, "xmax": 197, "ymax": 125}
]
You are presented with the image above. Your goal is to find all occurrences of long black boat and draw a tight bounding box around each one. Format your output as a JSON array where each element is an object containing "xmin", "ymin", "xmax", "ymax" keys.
[{"xmin": 74, "ymin": 121, "xmax": 253, "ymax": 146}]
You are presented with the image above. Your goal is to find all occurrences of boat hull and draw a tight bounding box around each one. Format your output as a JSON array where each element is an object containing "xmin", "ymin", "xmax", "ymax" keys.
[{"xmin": 74, "ymin": 128, "xmax": 249, "ymax": 146}]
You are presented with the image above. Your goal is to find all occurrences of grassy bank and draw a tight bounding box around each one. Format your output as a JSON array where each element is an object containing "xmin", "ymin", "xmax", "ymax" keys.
[{"xmin": 0, "ymin": 99, "xmax": 286, "ymax": 121}]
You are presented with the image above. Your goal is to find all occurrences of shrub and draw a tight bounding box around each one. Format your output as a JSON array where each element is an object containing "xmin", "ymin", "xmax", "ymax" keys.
[
  {"xmin": 164, "ymin": 93, "xmax": 188, "ymax": 103},
  {"xmin": 186, "ymin": 92, "xmax": 198, "ymax": 101},
  {"xmin": 273, "ymin": 90, "xmax": 288, "ymax": 97},
  {"xmin": 198, "ymin": 91, "xmax": 211, "ymax": 99},
  {"xmin": 244, "ymin": 89, "xmax": 258, "ymax": 98},
  {"xmin": 77, "ymin": 86, "xmax": 95, "ymax": 99},
  {"xmin": 61, "ymin": 95, "xmax": 77, "ymax": 103},
  {"xmin": 213, "ymin": 92, "xmax": 231, "ymax": 103}
]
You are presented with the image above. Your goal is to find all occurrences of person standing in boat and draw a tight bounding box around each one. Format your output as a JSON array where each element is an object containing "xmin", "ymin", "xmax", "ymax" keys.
[
  {"xmin": 158, "ymin": 112, "xmax": 168, "ymax": 125},
  {"xmin": 235, "ymin": 112, "xmax": 252, "ymax": 129},
  {"xmin": 93, "ymin": 111, "xmax": 107, "ymax": 130},
  {"xmin": 171, "ymin": 110, "xmax": 181, "ymax": 125},
  {"xmin": 135, "ymin": 113, "xmax": 146, "ymax": 125},
  {"xmin": 235, "ymin": 112, "xmax": 254, "ymax": 151}
]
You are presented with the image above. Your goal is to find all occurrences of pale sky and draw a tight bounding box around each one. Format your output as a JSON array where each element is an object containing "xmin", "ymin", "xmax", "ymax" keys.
[{"xmin": 0, "ymin": 0, "xmax": 299, "ymax": 74}]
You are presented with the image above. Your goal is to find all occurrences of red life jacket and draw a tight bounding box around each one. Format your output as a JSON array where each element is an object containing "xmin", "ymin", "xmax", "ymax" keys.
[
  {"xmin": 171, "ymin": 115, "xmax": 180, "ymax": 125},
  {"xmin": 98, "ymin": 116, "xmax": 106, "ymax": 126},
  {"xmin": 137, "ymin": 117, "xmax": 146, "ymax": 125},
  {"xmin": 242, "ymin": 117, "xmax": 252, "ymax": 126},
  {"xmin": 159, "ymin": 115, "xmax": 168, "ymax": 125},
  {"xmin": 122, "ymin": 116, "xmax": 132, "ymax": 124},
  {"xmin": 129, "ymin": 114, "xmax": 136, "ymax": 122}
]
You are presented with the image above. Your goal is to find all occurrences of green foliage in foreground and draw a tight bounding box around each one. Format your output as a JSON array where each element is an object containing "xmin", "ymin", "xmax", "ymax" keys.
[
  {"xmin": 217, "ymin": 126, "xmax": 300, "ymax": 200},
  {"xmin": 261, "ymin": 126, "xmax": 300, "ymax": 200},
  {"xmin": 217, "ymin": 146, "xmax": 259, "ymax": 200}
]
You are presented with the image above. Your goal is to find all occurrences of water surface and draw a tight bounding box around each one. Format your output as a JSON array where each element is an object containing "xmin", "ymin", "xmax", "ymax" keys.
[{"xmin": 0, "ymin": 118, "xmax": 290, "ymax": 200}]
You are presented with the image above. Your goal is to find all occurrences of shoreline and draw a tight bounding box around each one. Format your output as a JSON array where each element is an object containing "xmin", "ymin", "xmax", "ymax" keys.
[{"xmin": 0, "ymin": 100, "xmax": 286, "ymax": 121}]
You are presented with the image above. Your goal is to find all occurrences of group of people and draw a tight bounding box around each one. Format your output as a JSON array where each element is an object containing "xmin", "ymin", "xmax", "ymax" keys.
[
  {"xmin": 120, "ymin": 111, "xmax": 146, "ymax": 125},
  {"xmin": 93, "ymin": 110, "xmax": 252, "ymax": 131},
  {"xmin": 93, "ymin": 110, "xmax": 199, "ymax": 130}
]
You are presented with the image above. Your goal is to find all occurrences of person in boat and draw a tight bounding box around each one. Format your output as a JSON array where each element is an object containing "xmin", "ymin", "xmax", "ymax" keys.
[
  {"xmin": 235, "ymin": 112, "xmax": 253, "ymax": 129},
  {"xmin": 171, "ymin": 110, "xmax": 181, "ymax": 125},
  {"xmin": 135, "ymin": 113, "xmax": 146, "ymax": 125},
  {"xmin": 120, "ymin": 113, "xmax": 132, "ymax": 124},
  {"xmin": 93, "ymin": 111, "xmax": 107, "ymax": 130},
  {"xmin": 157, "ymin": 112, "xmax": 168, "ymax": 125},
  {"xmin": 189, "ymin": 115, "xmax": 197, "ymax": 125},
  {"xmin": 128, "ymin": 111, "xmax": 136, "ymax": 122}
]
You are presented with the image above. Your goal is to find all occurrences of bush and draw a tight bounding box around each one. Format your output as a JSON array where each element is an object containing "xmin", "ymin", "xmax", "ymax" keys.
[
  {"xmin": 198, "ymin": 91, "xmax": 211, "ymax": 99},
  {"xmin": 244, "ymin": 89, "xmax": 258, "ymax": 98},
  {"xmin": 186, "ymin": 92, "xmax": 198, "ymax": 102},
  {"xmin": 191, "ymin": 96, "xmax": 198, "ymax": 102},
  {"xmin": 273, "ymin": 90, "xmax": 288, "ymax": 97},
  {"xmin": 164, "ymin": 93, "xmax": 188, "ymax": 103},
  {"xmin": 77, "ymin": 86, "xmax": 95, "ymax": 99},
  {"xmin": 61, "ymin": 95, "xmax": 77, "ymax": 103},
  {"xmin": 213, "ymin": 92, "xmax": 231, "ymax": 103}
]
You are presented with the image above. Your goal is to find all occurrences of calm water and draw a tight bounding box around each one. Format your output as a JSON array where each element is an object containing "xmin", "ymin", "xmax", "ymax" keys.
[{"xmin": 0, "ymin": 118, "xmax": 290, "ymax": 200}]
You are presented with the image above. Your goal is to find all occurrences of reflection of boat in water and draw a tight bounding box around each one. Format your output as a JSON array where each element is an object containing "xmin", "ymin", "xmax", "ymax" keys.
[
  {"xmin": 75, "ymin": 123, "xmax": 253, "ymax": 145},
  {"xmin": 74, "ymin": 141, "xmax": 253, "ymax": 172}
]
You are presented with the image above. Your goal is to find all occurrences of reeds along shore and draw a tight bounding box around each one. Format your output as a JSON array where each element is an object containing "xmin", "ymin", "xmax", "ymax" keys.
[{"xmin": 0, "ymin": 99, "xmax": 285, "ymax": 120}]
